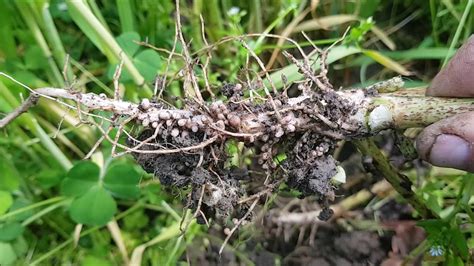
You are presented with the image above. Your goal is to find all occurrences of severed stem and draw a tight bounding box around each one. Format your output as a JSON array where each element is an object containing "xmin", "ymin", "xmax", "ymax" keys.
[
  {"xmin": 0, "ymin": 94, "xmax": 40, "ymax": 128},
  {"xmin": 14, "ymin": 87, "xmax": 474, "ymax": 138}
]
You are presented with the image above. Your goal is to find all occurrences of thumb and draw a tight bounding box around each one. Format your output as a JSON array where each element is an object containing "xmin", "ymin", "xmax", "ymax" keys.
[
  {"xmin": 427, "ymin": 35, "xmax": 474, "ymax": 97},
  {"xmin": 416, "ymin": 112, "xmax": 474, "ymax": 172}
]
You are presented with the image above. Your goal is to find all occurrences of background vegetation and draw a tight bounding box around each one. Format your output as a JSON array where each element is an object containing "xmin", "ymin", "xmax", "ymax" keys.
[{"xmin": 0, "ymin": 0, "xmax": 473, "ymax": 265}]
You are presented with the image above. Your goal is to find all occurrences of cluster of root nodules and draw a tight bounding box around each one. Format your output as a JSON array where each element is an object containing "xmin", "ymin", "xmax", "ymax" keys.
[{"xmin": 127, "ymin": 49, "xmax": 359, "ymax": 225}]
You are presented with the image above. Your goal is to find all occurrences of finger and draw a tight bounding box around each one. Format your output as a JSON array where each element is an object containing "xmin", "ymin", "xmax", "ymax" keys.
[
  {"xmin": 427, "ymin": 35, "xmax": 474, "ymax": 97},
  {"xmin": 416, "ymin": 111, "xmax": 474, "ymax": 172}
]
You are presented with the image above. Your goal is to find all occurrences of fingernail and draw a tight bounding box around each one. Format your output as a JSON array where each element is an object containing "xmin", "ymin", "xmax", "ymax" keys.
[{"xmin": 429, "ymin": 134, "xmax": 472, "ymax": 170}]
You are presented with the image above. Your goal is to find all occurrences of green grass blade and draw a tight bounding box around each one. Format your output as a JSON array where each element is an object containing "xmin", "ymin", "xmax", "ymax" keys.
[
  {"xmin": 66, "ymin": 0, "xmax": 151, "ymax": 97},
  {"xmin": 86, "ymin": 0, "xmax": 112, "ymax": 33},
  {"xmin": 0, "ymin": 81, "xmax": 72, "ymax": 170},
  {"xmin": 0, "ymin": 4, "xmax": 18, "ymax": 60},
  {"xmin": 250, "ymin": 0, "xmax": 263, "ymax": 33},
  {"xmin": 443, "ymin": 0, "xmax": 473, "ymax": 67},
  {"xmin": 15, "ymin": 1, "xmax": 64, "ymax": 86},
  {"xmin": 39, "ymin": 2, "xmax": 74, "ymax": 81},
  {"xmin": 269, "ymin": 45, "xmax": 361, "ymax": 89},
  {"xmin": 116, "ymin": 0, "xmax": 136, "ymax": 32},
  {"xmin": 362, "ymin": 49, "xmax": 411, "ymax": 76}
]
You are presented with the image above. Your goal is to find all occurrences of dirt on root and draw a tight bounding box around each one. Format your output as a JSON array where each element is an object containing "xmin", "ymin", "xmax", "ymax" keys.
[{"xmin": 126, "ymin": 45, "xmax": 365, "ymax": 224}]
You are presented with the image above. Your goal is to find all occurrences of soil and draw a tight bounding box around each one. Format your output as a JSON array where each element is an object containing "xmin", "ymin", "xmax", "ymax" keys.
[
  {"xmin": 183, "ymin": 193, "xmax": 424, "ymax": 266},
  {"xmin": 279, "ymin": 229, "xmax": 388, "ymax": 266},
  {"xmin": 128, "ymin": 75, "xmax": 361, "ymax": 224}
]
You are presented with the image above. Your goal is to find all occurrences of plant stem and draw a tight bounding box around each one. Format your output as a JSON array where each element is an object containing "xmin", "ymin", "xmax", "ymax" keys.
[
  {"xmin": 0, "ymin": 83, "xmax": 72, "ymax": 169},
  {"xmin": 21, "ymin": 200, "xmax": 70, "ymax": 226},
  {"xmin": 364, "ymin": 89, "xmax": 474, "ymax": 133},
  {"xmin": 353, "ymin": 138, "xmax": 438, "ymax": 219},
  {"xmin": 0, "ymin": 196, "xmax": 66, "ymax": 222},
  {"xmin": 30, "ymin": 201, "xmax": 143, "ymax": 265},
  {"xmin": 23, "ymin": 86, "xmax": 474, "ymax": 138}
]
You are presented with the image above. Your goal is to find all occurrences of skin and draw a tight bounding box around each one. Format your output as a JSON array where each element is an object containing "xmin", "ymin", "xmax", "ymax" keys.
[{"xmin": 416, "ymin": 35, "xmax": 474, "ymax": 172}]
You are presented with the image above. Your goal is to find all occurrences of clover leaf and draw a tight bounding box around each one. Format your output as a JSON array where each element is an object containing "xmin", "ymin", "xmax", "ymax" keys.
[
  {"xmin": 0, "ymin": 223, "xmax": 24, "ymax": 241},
  {"xmin": 0, "ymin": 191, "xmax": 13, "ymax": 215},
  {"xmin": 103, "ymin": 163, "xmax": 141, "ymax": 199},
  {"xmin": 61, "ymin": 160, "xmax": 142, "ymax": 226},
  {"xmin": 61, "ymin": 161, "xmax": 100, "ymax": 197},
  {"xmin": 69, "ymin": 185, "xmax": 117, "ymax": 226}
]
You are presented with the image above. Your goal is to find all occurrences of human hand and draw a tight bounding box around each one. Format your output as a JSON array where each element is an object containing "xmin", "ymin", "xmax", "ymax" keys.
[{"xmin": 416, "ymin": 35, "xmax": 474, "ymax": 172}]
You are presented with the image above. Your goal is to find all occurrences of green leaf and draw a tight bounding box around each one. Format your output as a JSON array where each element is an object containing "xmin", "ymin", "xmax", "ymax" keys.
[
  {"xmin": 133, "ymin": 49, "xmax": 161, "ymax": 82},
  {"xmin": 0, "ymin": 160, "xmax": 20, "ymax": 192},
  {"xmin": 8, "ymin": 199, "xmax": 32, "ymax": 222},
  {"xmin": 0, "ymin": 191, "xmax": 13, "ymax": 215},
  {"xmin": 446, "ymin": 252, "xmax": 465, "ymax": 266},
  {"xmin": 359, "ymin": 0, "xmax": 381, "ymax": 18},
  {"xmin": 116, "ymin": 31, "xmax": 140, "ymax": 57},
  {"xmin": 24, "ymin": 46, "xmax": 49, "ymax": 70},
  {"xmin": 123, "ymin": 209, "xmax": 148, "ymax": 230},
  {"xmin": 417, "ymin": 219, "xmax": 448, "ymax": 236},
  {"xmin": 362, "ymin": 49, "xmax": 412, "ymax": 76},
  {"xmin": 103, "ymin": 163, "xmax": 141, "ymax": 199},
  {"xmin": 82, "ymin": 255, "xmax": 113, "ymax": 266},
  {"xmin": 106, "ymin": 64, "xmax": 132, "ymax": 82},
  {"xmin": 11, "ymin": 236, "xmax": 28, "ymax": 258},
  {"xmin": 69, "ymin": 186, "xmax": 117, "ymax": 226},
  {"xmin": 292, "ymin": 15, "xmax": 359, "ymax": 32},
  {"xmin": 0, "ymin": 242, "xmax": 17, "ymax": 265},
  {"xmin": 36, "ymin": 169, "xmax": 65, "ymax": 189},
  {"xmin": 61, "ymin": 161, "xmax": 100, "ymax": 197},
  {"xmin": 268, "ymin": 45, "xmax": 361, "ymax": 89},
  {"xmin": 345, "ymin": 17, "xmax": 374, "ymax": 45},
  {"xmin": 450, "ymin": 228, "xmax": 469, "ymax": 260},
  {"xmin": 0, "ymin": 223, "xmax": 24, "ymax": 241},
  {"xmin": 426, "ymin": 194, "xmax": 442, "ymax": 215}
]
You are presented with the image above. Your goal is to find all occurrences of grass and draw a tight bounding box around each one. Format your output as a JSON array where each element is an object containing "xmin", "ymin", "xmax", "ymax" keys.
[{"xmin": 0, "ymin": 0, "xmax": 473, "ymax": 265}]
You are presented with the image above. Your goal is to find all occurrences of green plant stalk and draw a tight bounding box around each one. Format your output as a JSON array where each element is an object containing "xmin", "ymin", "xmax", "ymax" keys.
[
  {"xmin": 0, "ymin": 5, "xmax": 18, "ymax": 60},
  {"xmin": 429, "ymin": 0, "xmax": 440, "ymax": 46},
  {"xmin": 66, "ymin": 0, "xmax": 152, "ymax": 97},
  {"xmin": 254, "ymin": 6, "xmax": 295, "ymax": 50},
  {"xmin": 443, "ymin": 0, "xmax": 473, "ymax": 67},
  {"xmin": 36, "ymin": 116, "xmax": 86, "ymax": 158},
  {"xmin": 86, "ymin": 0, "xmax": 112, "ymax": 33},
  {"xmin": 0, "ymin": 196, "xmax": 66, "ymax": 222},
  {"xmin": 130, "ymin": 219, "xmax": 195, "ymax": 265},
  {"xmin": 21, "ymin": 200, "xmax": 70, "ymax": 226},
  {"xmin": 37, "ymin": 100, "xmax": 96, "ymax": 147},
  {"xmin": 0, "ymin": 84, "xmax": 72, "ymax": 169},
  {"xmin": 191, "ymin": 0, "xmax": 205, "ymax": 49},
  {"xmin": 25, "ymin": 0, "xmax": 71, "ymax": 79},
  {"xmin": 29, "ymin": 202, "xmax": 143, "ymax": 265},
  {"xmin": 353, "ymin": 138, "xmax": 438, "ymax": 219},
  {"xmin": 29, "ymin": 120, "xmax": 72, "ymax": 170},
  {"xmin": 116, "ymin": 0, "xmax": 136, "ymax": 32},
  {"xmin": 0, "ymin": 135, "xmax": 44, "ymax": 166},
  {"xmin": 38, "ymin": 2, "xmax": 74, "ymax": 81},
  {"xmin": 201, "ymin": 0, "xmax": 224, "ymax": 42},
  {"xmin": 15, "ymin": 2, "xmax": 64, "ymax": 86},
  {"xmin": 250, "ymin": 0, "xmax": 263, "ymax": 33}
]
